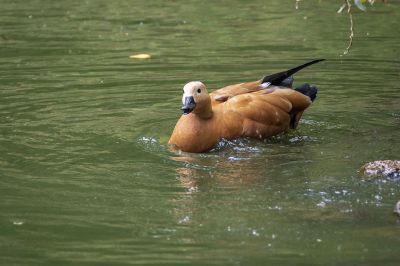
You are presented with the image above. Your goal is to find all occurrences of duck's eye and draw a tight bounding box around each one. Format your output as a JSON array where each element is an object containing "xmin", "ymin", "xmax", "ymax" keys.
[
  {"xmin": 182, "ymin": 89, "xmax": 184, "ymax": 94},
  {"xmin": 197, "ymin": 89, "xmax": 201, "ymax": 93}
]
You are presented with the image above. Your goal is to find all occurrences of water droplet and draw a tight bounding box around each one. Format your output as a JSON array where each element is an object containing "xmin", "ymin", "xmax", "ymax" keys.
[
  {"xmin": 252, "ymin": 229, "xmax": 260, "ymax": 236},
  {"xmin": 268, "ymin": 205, "xmax": 282, "ymax": 211},
  {"xmin": 179, "ymin": 215, "xmax": 190, "ymax": 224},
  {"xmin": 187, "ymin": 186, "xmax": 198, "ymax": 193}
]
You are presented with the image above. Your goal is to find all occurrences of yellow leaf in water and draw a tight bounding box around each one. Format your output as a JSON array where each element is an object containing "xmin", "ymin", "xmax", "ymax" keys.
[{"xmin": 130, "ymin": 54, "xmax": 151, "ymax": 59}]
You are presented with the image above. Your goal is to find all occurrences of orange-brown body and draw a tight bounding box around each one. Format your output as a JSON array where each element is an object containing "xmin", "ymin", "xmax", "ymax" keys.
[
  {"xmin": 169, "ymin": 59, "xmax": 324, "ymax": 152},
  {"xmin": 168, "ymin": 80, "xmax": 313, "ymax": 153}
]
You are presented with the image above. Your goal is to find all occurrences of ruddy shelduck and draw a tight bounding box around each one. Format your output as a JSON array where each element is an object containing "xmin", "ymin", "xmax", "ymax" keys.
[{"xmin": 169, "ymin": 59, "xmax": 325, "ymax": 153}]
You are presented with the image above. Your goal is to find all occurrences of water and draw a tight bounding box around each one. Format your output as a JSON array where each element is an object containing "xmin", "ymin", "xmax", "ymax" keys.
[{"xmin": 1, "ymin": 1, "xmax": 399, "ymax": 265}]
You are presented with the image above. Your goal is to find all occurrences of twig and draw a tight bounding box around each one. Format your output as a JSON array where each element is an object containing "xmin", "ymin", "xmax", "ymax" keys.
[
  {"xmin": 295, "ymin": 0, "xmax": 301, "ymax": 10},
  {"xmin": 337, "ymin": 3, "xmax": 346, "ymax": 13},
  {"xmin": 343, "ymin": 0, "xmax": 354, "ymax": 55}
]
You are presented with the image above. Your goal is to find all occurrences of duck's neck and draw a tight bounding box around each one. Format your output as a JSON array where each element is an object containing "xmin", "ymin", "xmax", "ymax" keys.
[{"xmin": 193, "ymin": 101, "xmax": 213, "ymax": 119}]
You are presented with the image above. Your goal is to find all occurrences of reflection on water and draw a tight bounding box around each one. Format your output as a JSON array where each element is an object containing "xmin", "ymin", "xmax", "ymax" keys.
[
  {"xmin": 1, "ymin": 0, "xmax": 400, "ymax": 265},
  {"xmin": 170, "ymin": 136, "xmax": 311, "ymax": 190}
]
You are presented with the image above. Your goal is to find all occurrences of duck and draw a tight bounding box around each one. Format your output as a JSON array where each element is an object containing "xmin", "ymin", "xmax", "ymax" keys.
[{"xmin": 168, "ymin": 59, "xmax": 325, "ymax": 153}]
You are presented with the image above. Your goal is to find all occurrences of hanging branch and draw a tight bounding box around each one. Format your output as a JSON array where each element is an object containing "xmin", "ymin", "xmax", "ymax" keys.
[
  {"xmin": 295, "ymin": 0, "xmax": 301, "ymax": 10},
  {"xmin": 343, "ymin": 0, "xmax": 354, "ymax": 55},
  {"xmin": 296, "ymin": 0, "xmax": 388, "ymax": 55},
  {"xmin": 338, "ymin": 0, "xmax": 354, "ymax": 55}
]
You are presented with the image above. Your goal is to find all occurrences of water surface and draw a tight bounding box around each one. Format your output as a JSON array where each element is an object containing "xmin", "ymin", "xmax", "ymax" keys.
[{"xmin": 1, "ymin": 1, "xmax": 399, "ymax": 265}]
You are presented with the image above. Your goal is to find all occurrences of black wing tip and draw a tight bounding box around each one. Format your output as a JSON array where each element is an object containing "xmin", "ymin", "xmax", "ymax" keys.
[
  {"xmin": 261, "ymin": 59, "xmax": 325, "ymax": 86},
  {"xmin": 293, "ymin": 59, "xmax": 326, "ymax": 69},
  {"xmin": 308, "ymin": 59, "xmax": 326, "ymax": 65},
  {"xmin": 311, "ymin": 59, "xmax": 326, "ymax": 62}
]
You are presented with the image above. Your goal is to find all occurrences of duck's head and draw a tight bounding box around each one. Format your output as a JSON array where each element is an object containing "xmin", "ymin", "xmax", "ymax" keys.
[{"xmin": 181, "ymin": 81, "xmax": 212, "ymax": 117}]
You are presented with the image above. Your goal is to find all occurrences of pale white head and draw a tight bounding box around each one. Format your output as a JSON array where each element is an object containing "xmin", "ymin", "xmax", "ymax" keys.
[{"xmin": 181, "ymin": 81, "xmax": 211, "ymax": 116}]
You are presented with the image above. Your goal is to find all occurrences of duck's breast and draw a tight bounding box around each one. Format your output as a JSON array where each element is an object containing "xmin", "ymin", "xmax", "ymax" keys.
[{"xmin": 169, "ymin": 114, "xmax": 220, "ymax": 152}]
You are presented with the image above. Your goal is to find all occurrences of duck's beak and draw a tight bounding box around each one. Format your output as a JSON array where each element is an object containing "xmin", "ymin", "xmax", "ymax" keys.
[{"xmin": 181, "ymin": 96, "xmax": 196, "ymax": 115}]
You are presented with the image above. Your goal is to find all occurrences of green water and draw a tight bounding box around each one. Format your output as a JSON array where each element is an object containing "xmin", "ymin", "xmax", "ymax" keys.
[{"xmin": 1, "ymin": 1, "xmax": 399, "ymax": 265}]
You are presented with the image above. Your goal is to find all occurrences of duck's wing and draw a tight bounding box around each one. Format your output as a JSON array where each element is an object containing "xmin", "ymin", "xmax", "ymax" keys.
[
  {"xmin": 210, "ymin": 59, "xmax": 325, "ymax": 103},
  {"xmin": 224, "ymin": 91, "xmax": 292, "ymax": 124},
  {"xmin": 220, "ymin": 89, "xmax": 312, "ymax": 138}
]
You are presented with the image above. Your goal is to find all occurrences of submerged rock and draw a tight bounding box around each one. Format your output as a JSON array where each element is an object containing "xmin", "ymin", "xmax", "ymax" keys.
[
  {"xmin": 394, "ymin": 201, "xmax": 400, "ymax": 217},
  {"xmin": 360, "ymin": 160, "xmax": 400, "ymax": 179}
]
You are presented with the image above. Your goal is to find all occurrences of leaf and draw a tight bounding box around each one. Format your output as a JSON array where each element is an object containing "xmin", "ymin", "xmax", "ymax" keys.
[{"xmin": 130, "ymin": 54, "xmax": 151, "ymax": 59}]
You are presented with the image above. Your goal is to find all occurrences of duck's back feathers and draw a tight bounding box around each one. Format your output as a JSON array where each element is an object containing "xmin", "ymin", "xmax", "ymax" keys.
[
  {"xmin": 211, "ymin": 80, "xmax": 261, "ymax": 103},
  {"xmin": 210, "ymin": 59, "xmax": 324, "ymax": 103}
]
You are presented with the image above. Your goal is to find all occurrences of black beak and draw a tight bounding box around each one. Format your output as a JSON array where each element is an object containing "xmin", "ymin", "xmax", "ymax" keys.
[{"xmin": 181, "ymin": 96, "xmax": 196, "ymax": 115}]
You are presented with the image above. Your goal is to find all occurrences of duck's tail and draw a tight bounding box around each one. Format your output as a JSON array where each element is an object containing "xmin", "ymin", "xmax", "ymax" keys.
[
  {"xmin": 288, "ymin": 83, "xmax": 318, "ymax": 129},
  {"xmin": 295, "ymin": 83, "xmax": 318, "ymax": 102},
  {"xmin": 261, "ymin": 59, "xmax": 325, "ymax": 88}
]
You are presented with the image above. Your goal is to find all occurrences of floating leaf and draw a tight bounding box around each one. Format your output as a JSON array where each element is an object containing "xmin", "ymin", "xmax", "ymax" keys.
[{"xmin": 130, "ymin": 54, "xmax": 151, "ymax": 59}]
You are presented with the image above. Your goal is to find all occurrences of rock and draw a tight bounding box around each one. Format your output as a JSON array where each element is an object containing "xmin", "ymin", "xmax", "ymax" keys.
[{"xmin": 360, "ymin": 160, "xmax": 400, "ymax": 179}]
